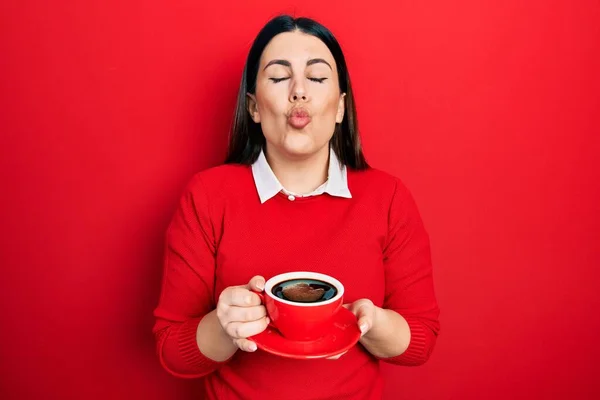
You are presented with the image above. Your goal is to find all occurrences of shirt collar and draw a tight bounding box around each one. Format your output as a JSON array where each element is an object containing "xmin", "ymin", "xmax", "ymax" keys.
[{"xmin": 251, "ymin": 147, "xmax": 352, "ymax": 204}]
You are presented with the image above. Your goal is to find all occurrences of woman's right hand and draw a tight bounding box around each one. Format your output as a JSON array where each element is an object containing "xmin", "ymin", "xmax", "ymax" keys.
[{"xmin": 216, "ymin": 275, "xmax": 269, "ymax": 353}]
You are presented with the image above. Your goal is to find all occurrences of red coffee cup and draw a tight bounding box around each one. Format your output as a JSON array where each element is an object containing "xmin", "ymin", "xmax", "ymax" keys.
[{"xmin": 253, "ymin": 271, "xmax": 344, "ymax": 341}]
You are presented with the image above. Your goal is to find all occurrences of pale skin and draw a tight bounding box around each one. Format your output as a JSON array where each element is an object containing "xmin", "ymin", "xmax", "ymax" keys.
[{"xmin": 196, "ymin": 31, "xmax": 411, "ymax": 361}]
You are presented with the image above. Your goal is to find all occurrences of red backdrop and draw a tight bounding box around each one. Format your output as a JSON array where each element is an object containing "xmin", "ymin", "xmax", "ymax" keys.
[{"xmin": 1, "ymin": 1, "xmax": 599, "ymax": 399}]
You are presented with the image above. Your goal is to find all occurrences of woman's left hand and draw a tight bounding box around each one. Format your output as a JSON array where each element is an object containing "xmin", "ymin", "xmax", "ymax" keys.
[
  {"xmin": 327, "ymin": 298, "xmax": 379, "ymax": 360},
  {"xmin": 344, "ymin": 298, "xmax": 378, "ymax": 337}
]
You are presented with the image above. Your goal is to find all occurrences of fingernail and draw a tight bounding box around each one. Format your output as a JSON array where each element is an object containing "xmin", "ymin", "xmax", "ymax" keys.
[
  {"xmin": 249, "ymin": 342, "xmax": 257, "ymax": 352},
  {"xmin": 256, "ymin": 282, "xmax": 264, "ymax": 291},
  {"xmin": 359, "ymin": 322, "xmax": 368, "ymax": 334}
]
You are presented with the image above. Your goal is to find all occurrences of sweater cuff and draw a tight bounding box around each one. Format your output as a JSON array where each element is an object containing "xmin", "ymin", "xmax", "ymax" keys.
[
  {"xmin": 178, "ymin": 317, "xmax": 216, "ymax": 367},
  {"xmin": 379, "ymin": 317, "xmax": 433, "ymax": 366},
  {"xmin": 160, "ymin": 316, "xmax": 229, "ymax": 378}
]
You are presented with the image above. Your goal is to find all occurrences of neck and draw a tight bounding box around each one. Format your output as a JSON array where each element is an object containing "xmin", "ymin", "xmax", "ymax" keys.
[{"xmin": 265, "ymin": 145, "xmax": 329, "ymax": 195}]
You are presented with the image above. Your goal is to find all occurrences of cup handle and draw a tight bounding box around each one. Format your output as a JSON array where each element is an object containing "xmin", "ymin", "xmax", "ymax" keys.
[{"xmin": 251, "ymin": 289, "xmax": 277, "ymax": 329}]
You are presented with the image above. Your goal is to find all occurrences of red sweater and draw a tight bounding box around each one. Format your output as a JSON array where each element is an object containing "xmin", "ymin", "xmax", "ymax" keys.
[{"xmin": 153, "ymin": 164, "xmax": 440, "ymax": 399}]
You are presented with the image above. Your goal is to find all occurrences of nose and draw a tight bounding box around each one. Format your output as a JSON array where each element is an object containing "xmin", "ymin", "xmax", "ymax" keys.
[
  {"xmin": 289, "ymin": 77, "xmax": 309, "ymax": 103},
  {"xmin": 292, "ymin": 93, "xmax": 307, "ymax": 102}
]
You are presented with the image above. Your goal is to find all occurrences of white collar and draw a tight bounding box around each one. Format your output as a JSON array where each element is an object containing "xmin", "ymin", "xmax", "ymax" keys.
[{"xmin": 251, "ymin": 147, "xmax": 352, "ymax": 204}]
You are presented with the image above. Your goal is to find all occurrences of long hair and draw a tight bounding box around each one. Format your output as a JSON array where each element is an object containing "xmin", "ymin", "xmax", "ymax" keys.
[{"xmin": 225, "ymin": 15, "xmax": 369, "ymax": 170}]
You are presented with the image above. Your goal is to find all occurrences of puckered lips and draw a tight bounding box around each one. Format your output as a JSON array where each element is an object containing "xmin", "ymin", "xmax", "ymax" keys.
[{"xmin": 287, "ymin": 107, "xmax": 311, "ymax": 129}]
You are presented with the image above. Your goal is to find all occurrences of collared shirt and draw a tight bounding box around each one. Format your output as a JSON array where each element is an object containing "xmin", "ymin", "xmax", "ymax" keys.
[{"xmin": 251, "ymin": 147, "xmax": 352, "ymax": 203}]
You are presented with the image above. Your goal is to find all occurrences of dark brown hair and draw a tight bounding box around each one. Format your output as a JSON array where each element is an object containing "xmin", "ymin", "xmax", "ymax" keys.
[{"xmin": 225, "ymin": 15, "xmax": 369, "ymax": 170}]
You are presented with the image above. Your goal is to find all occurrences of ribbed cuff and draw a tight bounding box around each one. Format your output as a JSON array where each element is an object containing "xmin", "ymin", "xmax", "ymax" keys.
[
  {"xmin": 177, "ymin": 317, "xmax": 219, "ymax": 369},
  {"xmin": 160, "ymin": 316, "xmax": 228, "ymax": 378},
  {"xmin": 380, "ymin": 317, "xmax": 432, "ymax": 366}
]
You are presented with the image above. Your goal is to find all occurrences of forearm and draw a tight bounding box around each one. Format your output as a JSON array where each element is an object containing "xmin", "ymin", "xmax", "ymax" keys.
[
  {"xmin": 196, "ymin": 309, "xmax": 238, "ymax": 362},
  {"xmin": 156, "ymin": 312, "xmax": 232, "ymax": 378},
  {"xmin": 359, "ymin": 308, "xmax": 410, "ymax": 359},
  {"xmin": 155, "ymin": 310, "xmax": 237, "ymax": 378}
]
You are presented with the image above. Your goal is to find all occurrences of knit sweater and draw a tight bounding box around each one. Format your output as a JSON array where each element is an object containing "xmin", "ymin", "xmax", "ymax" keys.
[{"xmin": 153, "ymin": 164, "xmax": 440, "ymax": 399}]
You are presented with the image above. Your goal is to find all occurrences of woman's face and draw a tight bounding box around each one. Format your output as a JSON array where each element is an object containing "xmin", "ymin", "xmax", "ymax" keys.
[{"xmin": 248, "ymin": 31, "xmax": 345, "ymax": 159}]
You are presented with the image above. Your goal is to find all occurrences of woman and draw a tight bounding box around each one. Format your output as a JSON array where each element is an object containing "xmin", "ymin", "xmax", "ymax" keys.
[{"xmin": 153, "ymin": 15, "xmax": 440, "ymax": 399}]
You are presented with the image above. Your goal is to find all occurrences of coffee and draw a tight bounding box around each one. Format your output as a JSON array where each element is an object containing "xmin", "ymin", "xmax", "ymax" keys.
[{"xmin": 271, "ymin": 278, "xmax": 338, "ymax": 303}]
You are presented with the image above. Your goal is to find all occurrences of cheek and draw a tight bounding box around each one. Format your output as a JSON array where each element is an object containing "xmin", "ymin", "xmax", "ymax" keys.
[
  {"xmin": 316, "ymin": 94, "xmax": 342, "ymax": 119},
  {"xmin": 256, "ymin": 86, "xmax": 287, "ymax": 117},
  {"xmin": 311, "ymin": 83, "xmax": 340, "ymax": 111}
]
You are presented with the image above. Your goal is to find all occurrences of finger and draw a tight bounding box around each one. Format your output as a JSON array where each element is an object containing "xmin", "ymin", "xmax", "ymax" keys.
[
  {"xmin": 228, "ymin": 287, "xmax": 262, "ymax": 307},
  {"xmin": 247, "ymin": 275, "xmax": 266, "ymax": 292},
  {"xmin": 326, "ymin": 351, "xmax": 348, "ymax": 360},
  {"xmin": 225, "ymin": 316, "xmax": 270, "ymax": 339},
  {"xmin": 358, "ymin": 316, "xmax": 371, "ymax": 336},
  {"xmin": 215, "ymin": 301, "xmax": 230, "ymax": 325},
  {"xmin": 227, "ymin": 305, "xmax": 267, "ymax": 323},
  {"xmin": 327, "ymin": 350, "xmax": 349, "ymax": 360},
  {"xmin": 353, "ymin": 302, "xmax": 370, "ymax": 318},
  {"xmin": 233, "ymin": 338, "xmax": 258, "ymax": 352},
  {"xmin": 349, "ymin": 300, "xmax": 374, "ymax": 335}
]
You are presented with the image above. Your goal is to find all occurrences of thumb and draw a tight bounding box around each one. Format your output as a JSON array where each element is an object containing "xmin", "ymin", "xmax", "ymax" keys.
[{"xmin": 248, "ymin": 275, "xmax": 266, "ymax": 292}]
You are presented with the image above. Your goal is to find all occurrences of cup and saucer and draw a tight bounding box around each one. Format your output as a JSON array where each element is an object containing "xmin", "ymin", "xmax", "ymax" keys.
[{"xmin": 250, "ymin": 272, "xmax": 361, "ymax": 360}]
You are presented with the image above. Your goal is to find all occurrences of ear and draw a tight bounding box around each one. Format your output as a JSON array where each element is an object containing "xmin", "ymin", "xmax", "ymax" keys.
[
  {"xmin": 336, "ymin": 93, "xmax": 346, "ymax": 123},
  {"xmin": 247, "ymin": 93, "xmax": 261, "ymax": 123}
]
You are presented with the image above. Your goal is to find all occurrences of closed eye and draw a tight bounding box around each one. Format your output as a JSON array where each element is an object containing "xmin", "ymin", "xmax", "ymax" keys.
[
  {"xmin": 269, "ymin": 77, "xmax": 290, "ymax": 83},
  {"xmin": 269, "ymin": 77, "xmax": 328, "ymax": 84}
]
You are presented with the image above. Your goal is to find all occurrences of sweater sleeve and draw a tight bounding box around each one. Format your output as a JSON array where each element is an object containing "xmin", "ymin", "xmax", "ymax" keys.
[
  {"xmin": 152, "ymin": 175, "xmax": 228, "ymax": 378},
  {"xmin": 378, "ymin": 179, "xmax": 441, "ymax": 366}
]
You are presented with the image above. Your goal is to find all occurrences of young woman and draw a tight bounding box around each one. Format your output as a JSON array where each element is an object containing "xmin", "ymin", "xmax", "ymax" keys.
[{"xmin": 153, "ymin": 15, "xmax": 440, "ymax": 399}]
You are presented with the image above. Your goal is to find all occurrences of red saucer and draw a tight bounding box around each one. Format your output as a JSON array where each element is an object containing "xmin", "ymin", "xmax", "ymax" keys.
[{"xmin": 250, "ymin": 307, "xmax": 361, "ymax": 359}]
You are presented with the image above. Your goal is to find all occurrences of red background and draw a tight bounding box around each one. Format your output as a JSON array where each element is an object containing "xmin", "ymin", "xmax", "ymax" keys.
[{"xmin": 1, "ymin": 1, "xmax": 599, "ymax": 399}]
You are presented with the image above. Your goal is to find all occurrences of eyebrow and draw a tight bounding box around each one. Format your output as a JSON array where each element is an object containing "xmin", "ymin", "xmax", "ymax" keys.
[{"xmin": 263, "ymin": 58, "xmax": 333, "ymax": 71}]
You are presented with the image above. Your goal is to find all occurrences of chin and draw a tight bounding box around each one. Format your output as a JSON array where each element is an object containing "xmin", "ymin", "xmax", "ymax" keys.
[
  {"xmin": 280, "ymin": 134, "xmax": 318, "ymax": 156},
  {"xmin": 281, "ymin": 146, "xmax": 316, "ymax": 158},
  {"xmin": 280, "ymin": 133, "xmax": 317, "ymax": 155}
]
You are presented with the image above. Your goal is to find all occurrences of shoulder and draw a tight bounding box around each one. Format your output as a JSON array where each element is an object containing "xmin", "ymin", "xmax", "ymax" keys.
[
  {"xmin": 184, "ymin": 163, "xmax": 253, "ymax": 198},
  {"xmin": 349, "ymin": 167, "xmax": 423, "ymax": 222},
  {"xmin": 349, "ymin": 167, "xmax": 411, "ymax": 200},
  {"xmin": 193, "ymin": 163, "xmax": 250, "ymax": 184}
]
